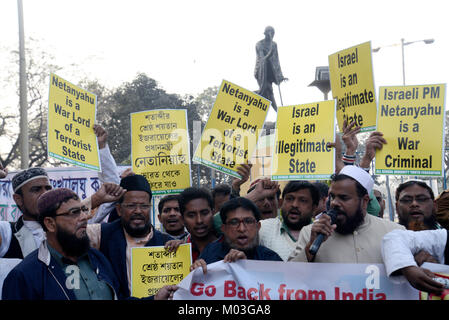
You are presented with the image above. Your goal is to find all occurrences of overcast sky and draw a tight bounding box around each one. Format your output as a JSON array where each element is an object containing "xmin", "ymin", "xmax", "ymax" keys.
[{"xmin": 1, "ymin": 0, "xmax": 448, "ymax": 122}]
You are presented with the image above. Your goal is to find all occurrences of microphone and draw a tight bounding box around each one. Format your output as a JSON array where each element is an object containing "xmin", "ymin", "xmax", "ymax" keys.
[{"xmin": 308, "ymin": 208, "xmax": 338, "ymax": 256}]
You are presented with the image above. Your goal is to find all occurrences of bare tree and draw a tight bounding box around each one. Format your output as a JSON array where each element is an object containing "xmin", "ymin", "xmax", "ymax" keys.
[{"xmin": 1, "ymin": 38, "xmax": 63, "ymax": 169}]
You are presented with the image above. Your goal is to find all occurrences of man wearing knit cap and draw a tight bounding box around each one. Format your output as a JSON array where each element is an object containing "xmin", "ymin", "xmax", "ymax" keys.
[
  {"xmin": 212, "ymin": 177, "xmax": 279, "ymax": 235},
  {"xmin": 373, "ymin": 186, "xmax": 386, "ymax": 219},
  {"xmin": 1, "ymin": 167, "xmax": 52, "ymax": 259},
  {"xmin": 0, "ymin": 166, "xmax": 125, "ymax": 259},
  {"xmin": 86, "ymin": 174, "xmax": 174, "ymax": 299},
  {"xmin": 395, "ymin": 179, "xmax": 441, "ymax": 231},
  {"xmin": 288, "ymin": 165, "xmax": 404, "ymax": 263},
  {"xmin": 2, "ymin": 188, "xmax": 121, "ymax": 300}
]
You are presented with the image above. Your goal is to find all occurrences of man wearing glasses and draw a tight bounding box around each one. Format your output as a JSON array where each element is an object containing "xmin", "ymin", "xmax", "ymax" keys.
[
  {"xmin": 288, "ymin": 166, "xmax": 404, "ymax": 263},
  {"xmin": 190, "ymin": 197, "xmax": 282, "ymax": 274},
  {"xmin": 395, "ymin": 180, "xmax": 442, "ymax": 231},
  {"xmin": 2, "ymin": 188, "xmax": 121, "ymax": 300},
  {"xmin": 86, "ymin": 174, "xmax": 174, "ymax": 298},
  {"xmin": 1, "ymin": 167, "xmax": 52, "ymax": 259}
]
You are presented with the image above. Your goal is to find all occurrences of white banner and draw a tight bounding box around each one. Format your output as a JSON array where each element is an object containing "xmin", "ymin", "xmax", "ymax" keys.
[{"xmin": 174, "ymin": 260, "xmax": 421, "ymax": 300}]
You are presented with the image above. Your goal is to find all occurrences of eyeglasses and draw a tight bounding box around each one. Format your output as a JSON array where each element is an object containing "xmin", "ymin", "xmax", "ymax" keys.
[
  {"xmin": 226, "ymin": 217, "xmax": 257, "ymax": 228},
  {"xmin": 398, "ymin": 196, "xmax": 432, "ymax": 205},
  {"xmin": 55, "ymin": 206, "xmax": 89, "ymax": 218},
  {"xmin": 121, "ymin": 203, "xmax": 151, "ymax": 211}
]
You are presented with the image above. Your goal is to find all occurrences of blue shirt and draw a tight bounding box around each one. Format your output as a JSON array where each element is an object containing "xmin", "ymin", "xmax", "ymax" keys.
[{"xmin": 199, "ymin": 241, "xmax": 283, "ymax": 264}]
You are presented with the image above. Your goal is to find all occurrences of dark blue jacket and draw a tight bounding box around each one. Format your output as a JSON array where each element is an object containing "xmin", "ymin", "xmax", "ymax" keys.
[
  {"xmin": 99, "ymin": 219, "xmax": 173, "ymax": 298},
  {"xmin": 2, "ymin": 241, "xmax": 121, "ymax": 300},
  {"xmin": 199, "ymin": 241, "xmax": 283, "ymax": 264}
]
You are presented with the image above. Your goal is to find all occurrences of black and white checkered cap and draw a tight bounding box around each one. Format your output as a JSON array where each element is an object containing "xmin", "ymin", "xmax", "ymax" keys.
[{"xmin": 12, "ymin": 167, "xmax": 48, "ymax": 193}]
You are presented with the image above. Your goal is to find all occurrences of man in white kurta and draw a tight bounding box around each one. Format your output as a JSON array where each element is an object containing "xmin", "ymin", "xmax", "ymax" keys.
[
  {"xmin": 288, "ymin": 213, "xmax": 404, "ymax": 263},
  {"xmin": 382, "ymin": 228, "xmax": 447, "ymax": 294},
  {"xmin": 288, "ymin": 166, "xmax": 404, "ymax": 263}
]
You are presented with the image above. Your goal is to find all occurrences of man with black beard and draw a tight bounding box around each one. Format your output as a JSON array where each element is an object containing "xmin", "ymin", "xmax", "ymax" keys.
[
  {"xmin": 190, "ymin": 197, "xmax": 282, "ymax": 274},
  {"xmin": 258, "ymin": 180, "xmax": 319, "ymax": 261},
  {"xmin": 86, "ymin": 174, "xmax": 174, "ymax": 298},
  {"xmin": 2, "ymin": 188, "xmax": 121, "ymax": 300},
  {"xmin": 395, "ymin": 180, "xmax": 441, "ymax": 231},
  {"xmin": 0, "ymin": 166, "xmax": 124, "ymax": 259},
  {"xmin": 288, "ymin": 166, "xmax": 404, "ymax": 263}
]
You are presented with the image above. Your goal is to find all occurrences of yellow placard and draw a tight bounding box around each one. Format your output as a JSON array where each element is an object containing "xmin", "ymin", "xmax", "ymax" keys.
[
  {"xmin": 47, "ymin": 73, "xmax": 100, "ymax": 171},
  {"xmin": 375, "ymin": 84, "xmax": 446, "ymax": 176},
  {"xmin": 131, "ymin": 244, "xmax": 192, "ymax": 298},
  {"xmin": 329, "ymin": 41, "xmax": 377, "ymax": 132},
  {"xmin": 131, "ymin": 109, "xmax": 191, "ymax": 195},
  {"xmin": 271, "ymin": 101, "xmax": 336, "ymax": 180},
  {"xmin": 192, "ymin": 80, "xmax": 270, "ymax": 178}
]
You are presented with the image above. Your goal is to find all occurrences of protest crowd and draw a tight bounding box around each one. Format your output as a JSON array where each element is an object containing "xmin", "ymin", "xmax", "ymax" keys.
[
  {"xmin": 1, "ymin": 116, "xmax": 448, "ymax": 301},
  {"xmin": 0, "ymin": 33, "xmax": 448, "ymax": 301}
]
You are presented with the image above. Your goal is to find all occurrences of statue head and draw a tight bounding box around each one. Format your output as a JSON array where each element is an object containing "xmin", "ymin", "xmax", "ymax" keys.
[{"xmin": 264, "ymin": 26, "xmax": 275, "ymax": 40}]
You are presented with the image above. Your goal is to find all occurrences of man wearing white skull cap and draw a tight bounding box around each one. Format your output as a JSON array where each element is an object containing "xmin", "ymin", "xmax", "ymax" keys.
[{"xmin": 288, "ymin": 166, "xmax": 404, "ymax": 263}]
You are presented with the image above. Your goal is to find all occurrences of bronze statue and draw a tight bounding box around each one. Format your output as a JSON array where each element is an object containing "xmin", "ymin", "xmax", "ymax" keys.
[{"xmin": 254, "ymin": 26, "xmax": 288, "ymax": 112}]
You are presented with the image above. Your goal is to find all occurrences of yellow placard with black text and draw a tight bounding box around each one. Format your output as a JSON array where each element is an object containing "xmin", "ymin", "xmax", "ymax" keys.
[
  {"xmin": 47, "ymin": 73, "xmax": 100, "ymax": 171},
  {"xmin": 329, "ymin": 41, "xmax": 377, "ymax": 132},
  {"xmin": 420, "ymin": 271, "xmax": 449, "ymax": 300},
  {"xmin": 375, "ymin": 84, "xmax": 446, "ymax": 176},
  {"xmin": 271, "ymin": 100, "xmax": 336, "ymax": 180},
  {"xmin": 131, "ymin": 109, "xmax": 191, "ymax": 195},
  {"xmin": 131, "ymin": 244, "xmax": 192, "ymax": 298},
  {"xmin": 192, "ymin": 80, "xmax": 270, "ymax": 178}
]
